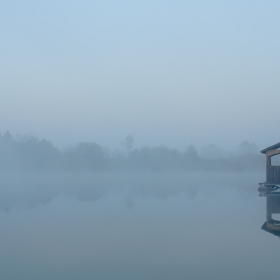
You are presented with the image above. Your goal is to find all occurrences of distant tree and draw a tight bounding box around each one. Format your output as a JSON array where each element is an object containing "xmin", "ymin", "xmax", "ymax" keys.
[
  {"xmin": 121, "ymin": 135, "xmax": 134, "ymax": 157},
  {"xmin": 200, "ymin": 144, "xmax": 227, "ymax": 159},
  {"xmin": 183, "ymin": 145, "xmax": 199, "ymax": 170},
  {"xmin": 17, "ymin": 137, "xmax": 60, "ymax": 171},
  {"xmin": 0, "ymin": 131, "xmax": 13, "ymax": 144},
  {"xmin": 0, "ymin": 131, "xmax": 17, "ymax": 170},
  {"xmin": 237, "ymin": 141, "xmax": 258, "ymax": 155},
  {"xmin": 184, "ymin": 145, "xmax": 198, "ymax": 159},
  {"xmin": 128, "ymin": 145, "xmax": 181, "ymax": 171},
  {"xmin": 64, "ymin": 142, "xmax": 107, "ymax": 171}
]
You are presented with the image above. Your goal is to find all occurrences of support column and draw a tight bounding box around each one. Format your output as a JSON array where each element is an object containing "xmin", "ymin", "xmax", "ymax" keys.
[{"xmin": 266, "ymin": 155, "xmax": 271, "ymax": 183}]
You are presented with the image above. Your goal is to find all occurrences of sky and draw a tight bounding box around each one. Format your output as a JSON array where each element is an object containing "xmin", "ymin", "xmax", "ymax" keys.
[{"xmin": 1, "ymin": 0, "xmax": 280, "ymax": 151}]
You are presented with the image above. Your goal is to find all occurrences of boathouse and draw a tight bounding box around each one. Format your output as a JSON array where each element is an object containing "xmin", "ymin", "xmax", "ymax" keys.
[{"xmin": 261, "ymin": 142, "xmax": 280, "ymax": 184}]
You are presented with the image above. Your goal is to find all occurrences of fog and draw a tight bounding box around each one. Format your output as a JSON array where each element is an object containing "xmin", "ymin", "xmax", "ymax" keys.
[
  {"xmin": 1, "ymin": 1, "xmax": 280, "ymax": 278},
  {"xmin": 0, "ymin": 131, "xmax": 264, "ymax": 212},
  {"xmin": 0, "ymin": 171, "xmax": 262, "ymax": 213},
  {"xmin": 0, "ymin": 131, "xmax": 265, "ymax": 173},
  {"xmin": 0, "ymin": 132, "xmax": 276, "ymax": 279},
  {"xmin": 1, "ymin": 1, "xmax": 280, "ymax": 149},
  {"xmin": 0, "ymin": 170, "xmax": 276, "ymax": 279}
]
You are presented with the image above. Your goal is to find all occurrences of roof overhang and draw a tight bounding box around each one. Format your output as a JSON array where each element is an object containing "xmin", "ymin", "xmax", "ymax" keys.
[{"xmin": 261, "ymin": 142, "xmax": 280, "ymax": 154}]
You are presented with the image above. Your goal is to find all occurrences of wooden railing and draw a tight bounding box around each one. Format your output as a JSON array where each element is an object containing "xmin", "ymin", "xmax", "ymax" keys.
[{"xmin": 267, "ymin": 166, "xmax": 280, "ymax": 184}]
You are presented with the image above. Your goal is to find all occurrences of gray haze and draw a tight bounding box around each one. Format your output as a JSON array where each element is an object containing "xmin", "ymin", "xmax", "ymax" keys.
[
  {"xmin": 0, "ymin": 132, "xmax": 271, "ymax": 279},
  {"xmin": 0, "ymin": 172, "xmax": 262, "ymax": 212},
  {"xmin": 0, "ymin": 132, "xmax": 265, "ymax": 172},
  {"xmin": 1, "ymin": 2, "xmax": 279, "ymax": 279},
  {"xmin": 0, "ymin": 171, "xmax": 275, "ymax": 280},
  {"xmin": 1, "ymin": 1, "xmax": 280, "ymax": 150}
]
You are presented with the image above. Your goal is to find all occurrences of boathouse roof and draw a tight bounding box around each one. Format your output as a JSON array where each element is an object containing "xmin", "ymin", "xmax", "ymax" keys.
[{"xmin": 261, "ymin": 142, "xmax": 280, "ymax": 154}]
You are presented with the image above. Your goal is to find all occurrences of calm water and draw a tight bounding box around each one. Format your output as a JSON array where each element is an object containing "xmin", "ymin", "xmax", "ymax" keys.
[{"xmin": 0, "ymin": 171, "xmax": 277, "ymax": 280}]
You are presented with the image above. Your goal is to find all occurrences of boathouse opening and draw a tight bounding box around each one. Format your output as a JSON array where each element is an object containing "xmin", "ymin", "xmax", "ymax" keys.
[
  {"xmin": 271, "ymin": 154, "xmax": 280, "ymax": 166},
  {"xmin": 261, "ymin": 142, "xmax": 280, "ymax": 184}
]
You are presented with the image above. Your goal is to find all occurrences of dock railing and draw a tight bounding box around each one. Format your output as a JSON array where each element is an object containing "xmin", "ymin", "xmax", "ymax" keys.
[{"xmin": 267, "ymin": 166, "xmax": 280, "ymax": 184}]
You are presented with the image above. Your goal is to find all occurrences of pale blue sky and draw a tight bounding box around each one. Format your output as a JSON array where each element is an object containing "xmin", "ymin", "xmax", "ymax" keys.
[{"xmin": 1, "ymin": 1, "xmax": 280, "ymax": 150}]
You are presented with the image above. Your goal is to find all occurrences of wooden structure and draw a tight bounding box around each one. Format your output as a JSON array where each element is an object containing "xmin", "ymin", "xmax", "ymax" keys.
[
  {"xmin": 259, "ymin": 192, "xmax": 280, "ymax": 237},
  {"xmin": 261, "ymin": 142, "xmax": 280, "ymax": 185}
]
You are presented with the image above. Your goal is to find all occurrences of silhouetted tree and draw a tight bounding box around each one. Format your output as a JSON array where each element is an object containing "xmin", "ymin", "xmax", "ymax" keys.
[
  {"xmin": 121, "ymin": 135, "xmax": 134, "ymax": 157},
  {"xmin": 64, "ymin": 142, "xmax": 107, "ymax": 171},
  {"xmin": 237, "ymin": 141, "xmax": 258, "ymax": 155}
]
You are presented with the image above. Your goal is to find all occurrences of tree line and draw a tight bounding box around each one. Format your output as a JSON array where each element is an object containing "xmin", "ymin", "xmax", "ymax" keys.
[{"xmin": 0, "ymin": 132, "xmax": 264, "ymax": 172}]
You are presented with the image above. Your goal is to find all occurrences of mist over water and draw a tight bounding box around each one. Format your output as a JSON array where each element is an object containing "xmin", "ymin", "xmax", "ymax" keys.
[
  {"xmin": 0, "ymin": 171, "xmax": 262, "ymax": 212},
  {"xmin": 0, "ymin": 132, "xmax": 273, "ymax": 279},
  {"xmin": 0, "ymin": 170, "xmax": 276, "ymax": 280},
  {"xmin": 2, "ymin": 0, "xmax": 280, "ymax": 278},
  {"xmin": 2, "ymin": 1, "xmax": 280, "ymax": 149},
  {"xmin": 0, "ymin": 131, "xmax": 264, "ymax": 173}
]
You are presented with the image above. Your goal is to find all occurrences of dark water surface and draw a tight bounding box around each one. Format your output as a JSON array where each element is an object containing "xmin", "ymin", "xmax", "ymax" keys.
[{"xmin": 0, "ymin": 172, "xmax": 276, "ymax": 280}]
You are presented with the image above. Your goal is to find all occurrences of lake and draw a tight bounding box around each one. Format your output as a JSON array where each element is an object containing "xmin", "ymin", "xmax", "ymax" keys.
[{"xmin": 0, "ymin": 171, "xmax": 276, "ymax": 280}]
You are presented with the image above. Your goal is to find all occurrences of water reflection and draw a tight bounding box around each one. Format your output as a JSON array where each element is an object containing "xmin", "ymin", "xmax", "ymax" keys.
[
  {"xmin": 0, "ymin": 172, "xmax": 261, "ymax": 212},
  {"xmin": 259, "ymin": 188, "xmax": 280, "ymax": 237},
  {"xmin": 0, "ymin": 172, "xmax": 277, "ymax": 280}
]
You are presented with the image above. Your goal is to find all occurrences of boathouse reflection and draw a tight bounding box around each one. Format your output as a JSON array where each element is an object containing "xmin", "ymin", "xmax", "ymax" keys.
[{"xmin": 259, "ymin": 190, "xmax": 280, "ymax": 237}]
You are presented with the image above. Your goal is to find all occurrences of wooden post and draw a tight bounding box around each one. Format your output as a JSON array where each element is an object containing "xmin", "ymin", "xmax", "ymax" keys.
[{"xmin": 266, "ymin": 155, "xmax": 271, "ymax": 183}]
